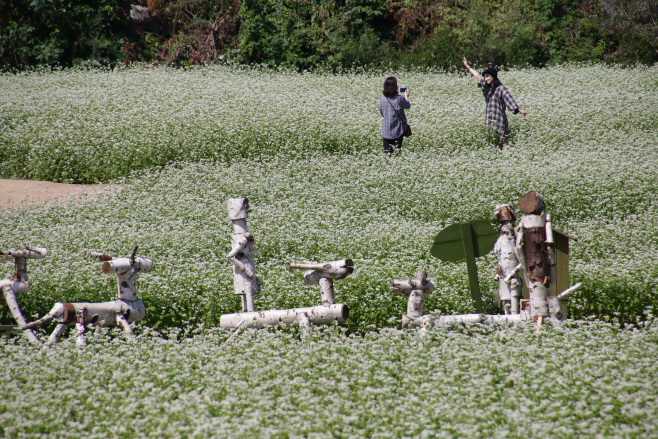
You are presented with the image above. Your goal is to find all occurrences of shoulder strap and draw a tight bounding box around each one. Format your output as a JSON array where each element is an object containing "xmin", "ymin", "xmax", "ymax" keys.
[{"xmin": 386, "ymin": 97, "xmax": 406, "ymax": 126}]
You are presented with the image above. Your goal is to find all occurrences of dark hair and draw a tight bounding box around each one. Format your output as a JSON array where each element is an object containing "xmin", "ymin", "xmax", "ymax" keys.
[
  {"xmin": 482, "ymin": 68, "xmax": 502, "ymax": 92},
  {"xmin": 383, "ymin": 76, "xmax": 398, "ymax": 97}
]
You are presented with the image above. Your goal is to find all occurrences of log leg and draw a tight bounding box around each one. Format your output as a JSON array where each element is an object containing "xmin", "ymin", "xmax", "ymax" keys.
[
  {"xmin": 47, "ymin": 323, "xmax": 68, "ymax": 346},
  {"xmin": 244, "ymin": 292, "xmax": 255, "ymax": 313},
  {"xmin": 75, "ymin": 308, "xmax": 87, "ymax": 348},
  {"xmin": 240, "ymin": 295, "xmax": 247, "ymax": 312},
  {"xmin": 319, "ymin": 278, "xmax": 335, "ymax": 306},
  {"xmin": 297, "ymin": 312, "xmax": 311, "ymax": 343},
  {"xmin": 116, "ymin": 313, "xmax": 135, "ymax": 342},
  {"xmin": 223, "ymin": 320, "xmax": 247, "ymax": 345},
  {"xmin": 510, "ymin": 277, "xmax": 521, "ymax": 315},
  {"xmin": 1, "ymin": 285, "xmax": 40, "ymax": 345},
  {"xmin": 407, "ymin": 290, "xmax": 425, "ymax": 318}
]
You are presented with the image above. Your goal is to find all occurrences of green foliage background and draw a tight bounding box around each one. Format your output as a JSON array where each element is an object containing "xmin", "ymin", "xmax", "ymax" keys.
[{"xmin": 1, "ymin": 0, "xmax": 657, "ymax": 69}]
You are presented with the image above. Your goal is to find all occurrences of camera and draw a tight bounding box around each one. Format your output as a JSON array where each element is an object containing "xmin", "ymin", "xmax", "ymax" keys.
[{"xmin": 400, "ymin": 87, "xmax": 407, "ymax": 93}]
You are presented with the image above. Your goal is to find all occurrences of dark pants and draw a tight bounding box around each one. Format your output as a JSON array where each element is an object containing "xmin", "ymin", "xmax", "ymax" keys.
[{"xmin": 383, "ymin": 135, "xmax": 404, "ymax": 154}]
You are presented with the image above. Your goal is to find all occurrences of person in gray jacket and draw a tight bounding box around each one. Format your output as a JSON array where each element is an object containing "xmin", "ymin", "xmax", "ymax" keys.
[{"xmin": 379, "ymin": 76, "xmax": 410, "ymax": 154}]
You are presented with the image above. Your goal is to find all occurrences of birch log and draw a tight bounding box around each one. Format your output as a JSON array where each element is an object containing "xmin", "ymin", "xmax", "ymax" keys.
[
  {"xmin": 290, "ymin": 259, "xmax": 353, "ymax": 306},
  {"xmin": 75, "ymin": 308, "xmax": 87, "ymax": 348},
  {"xmin": 24, "ymin": 299, "xmax": 146, "ymax": 330},
  {"xmin": 227, "ymin": 198, "xmax": 258, "ymax": 312},
  {"xmin": 557, "ymin": 282, "xmax": 583, "ymax": 300},
  {"xmin": 219, "ymin": 304, "xmax": 349, "ymax": 329},
  {"xmin": 390, "ymin": 270, "xmax": 434, "ymax": 325},
  {"xmin": 0, "ymin": 246, "xmax": 48, "ymax": 345},
  {"xmin": 102, "ymin": 256, "xmax": 152, "ymax": 301}
]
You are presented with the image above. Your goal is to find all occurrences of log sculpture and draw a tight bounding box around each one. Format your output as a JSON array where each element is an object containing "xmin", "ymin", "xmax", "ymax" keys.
[
  {"xmin": 514, "ymin": 191, "xmax": 555, "ymax": 323},
  {"xmin": 493, "ymin": 204, "xmax": 522, "ymax": 315},
  {"xmin": 390, "ymin": 270, "xmax": 435, "ymax": 328},
  {"xmin": 220, "ymin": 259, "xmax": 353, "ymax": 330},
  {"xmin": 23, "ymin": 246, "xmax": 151, "ymax": 347},
  {"xmin": 226, "ymin": 198, "xmax": 259, "ymax": 312},
  {"xmin": 0, "ymin": 246, "xmax": 48, "ymax": 344}
]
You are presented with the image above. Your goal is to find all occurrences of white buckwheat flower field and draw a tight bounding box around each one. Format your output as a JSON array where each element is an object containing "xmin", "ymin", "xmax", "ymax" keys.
[{"xmin": 1, "ymin": 64, "xmax": 657, "ymax": 437}]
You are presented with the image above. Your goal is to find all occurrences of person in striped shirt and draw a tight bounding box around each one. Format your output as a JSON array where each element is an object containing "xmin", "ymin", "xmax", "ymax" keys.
[{"xmin": 463, "ymin": 58, "xmax": 529, "ymax": 151}]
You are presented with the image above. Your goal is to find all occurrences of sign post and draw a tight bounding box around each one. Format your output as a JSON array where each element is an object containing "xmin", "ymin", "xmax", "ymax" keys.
[{"xmin": 430, "ymin": 220, "xmax": 498, "ymax": 313}]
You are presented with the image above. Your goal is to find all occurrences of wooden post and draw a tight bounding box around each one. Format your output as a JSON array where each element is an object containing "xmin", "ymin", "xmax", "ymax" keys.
[
  {"xmin": 227, "ymin": 198, "xmax": 258, "ymax": 312},
  {"xmin": 430, "ymin": 220, "xmax": 497, "ymax": 314}
]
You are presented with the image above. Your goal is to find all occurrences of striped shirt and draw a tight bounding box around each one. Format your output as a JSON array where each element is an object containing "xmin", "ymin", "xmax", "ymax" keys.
[
  {"xmin": 379, "ymin": 94, "xmax": 410, "ymax": 140},
  {"xmin": 478, "ymin": 78, "xmax": 520, "ymax": 135}
]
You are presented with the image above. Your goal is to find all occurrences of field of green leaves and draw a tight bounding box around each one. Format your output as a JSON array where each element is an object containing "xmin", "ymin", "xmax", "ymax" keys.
[{"xmin": 1, "ymin": 64, "xmax": 657, "ymax": 437}]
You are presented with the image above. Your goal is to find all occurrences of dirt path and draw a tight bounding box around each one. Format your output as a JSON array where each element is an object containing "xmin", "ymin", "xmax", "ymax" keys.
[{"xmin": 0, "ymin": 179, "xmax": 119, "ymax": 208}]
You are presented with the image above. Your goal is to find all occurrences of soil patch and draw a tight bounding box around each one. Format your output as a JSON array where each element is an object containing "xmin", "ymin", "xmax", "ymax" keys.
[{"xmin": 0, "ymin": 179, "xmax": 119, "ymax": 208}]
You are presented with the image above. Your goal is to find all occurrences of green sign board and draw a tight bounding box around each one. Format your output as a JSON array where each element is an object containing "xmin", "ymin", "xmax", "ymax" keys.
[{"xmin": 430, "ymin": 220, "xmax": 498, "ymax": 313}]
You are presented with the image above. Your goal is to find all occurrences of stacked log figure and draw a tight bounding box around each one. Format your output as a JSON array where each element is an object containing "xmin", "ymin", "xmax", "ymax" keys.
[
  {"xmin": 493, "ymin": 204, "xmax": 522, "ymax": 315},
  {"xmin": 226, "ymin": 198, "xmax": 259, "ymax": 312},
  {"xmin": 23, "ymin": 246, "xmax": 152, "ymax": 347},
  {"xmin": 514, "ymin": 191, "xmax": 557, "ymax": 324},
  {"xmin": 390, "ymin": 270, "xmax": 435, "ymax": 328},
  {"xmin": 0, "ymin": 246, "xmax": 48, "ymax": 345}
]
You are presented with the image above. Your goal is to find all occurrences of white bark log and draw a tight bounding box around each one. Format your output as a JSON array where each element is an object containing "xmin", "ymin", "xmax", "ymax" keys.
[
  {"xmin": 27, "ymin": 299, "xmax": 145, "ymax": 329},
  {"xmin": 503, "ymin": 263, "xmax": 523, "ymax": 283},
  {"xmin": 432, "ymin": 313, "xmax": 526, "ymax": 326},
  {"xmin": 226, "ymin": 234, "xmax": 251, "ymax": 257},
  {"xmin": 102, "ymin": 257, "xmax": 152, "ymax": 301},
  {"xmin": 0, "ymin": 247, "xmax": 48, "ymax": 260},
  {"xmin": 227, "ymin": 198, "xmax": 249, "ymax": 221},
  {"xmin": 1, "ymin": 281, "xmax": 39, "ymax": 344},
  {"xmin": 390, "ymin": 271, "xmax": 434, "ymax": 295},
  {"xmin": 219, "ymin": 303, "xmax": 349, "ymax": 329},
  {"xmin": 293, "ymin": 259, "xmax": 354, "ymax": 283},
  {"xmin": 75, "ymin": 308, "xmax": 87, "ymax": 348},
  {"xmin": 390, "ymin": 271, "xmax": 434, "ymax": 321},
  {"xmin": 296, "ymin": 312, "xmax": 311, "ymax": 343},
  {"xmin": 319, "ymin": 278, "xmax": 335, "ymax": 306},
  {"xmin": 557, "ymin": 282, "xmax": 582, "ymax": 299},
  {"xmin": 529, "ymin": 281, "xmax": 550, "ymax": 317},
  {"xmin": 227, "ymin": 256, "xmax": 255, "ymax": 279},
  {"xmin": 547, "ymin": 296, "xmax": 563, "ymax": 320},
  {"xmin": 46, "ymin": 323, "xmax": 68, "ymax": 346},
  {"xmin": 545, "ymin": 213, "xmax": 554, "ymax": 244},
  {"xmin": 90, "ymin": 252, "xmax": 113, "ymax": 261}
]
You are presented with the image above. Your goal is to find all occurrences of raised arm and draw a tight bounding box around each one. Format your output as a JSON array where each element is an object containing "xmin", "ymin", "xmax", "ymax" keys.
[{"xmin": 463, "ymin": 57, "xmax": 482, "ymax": 81}]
